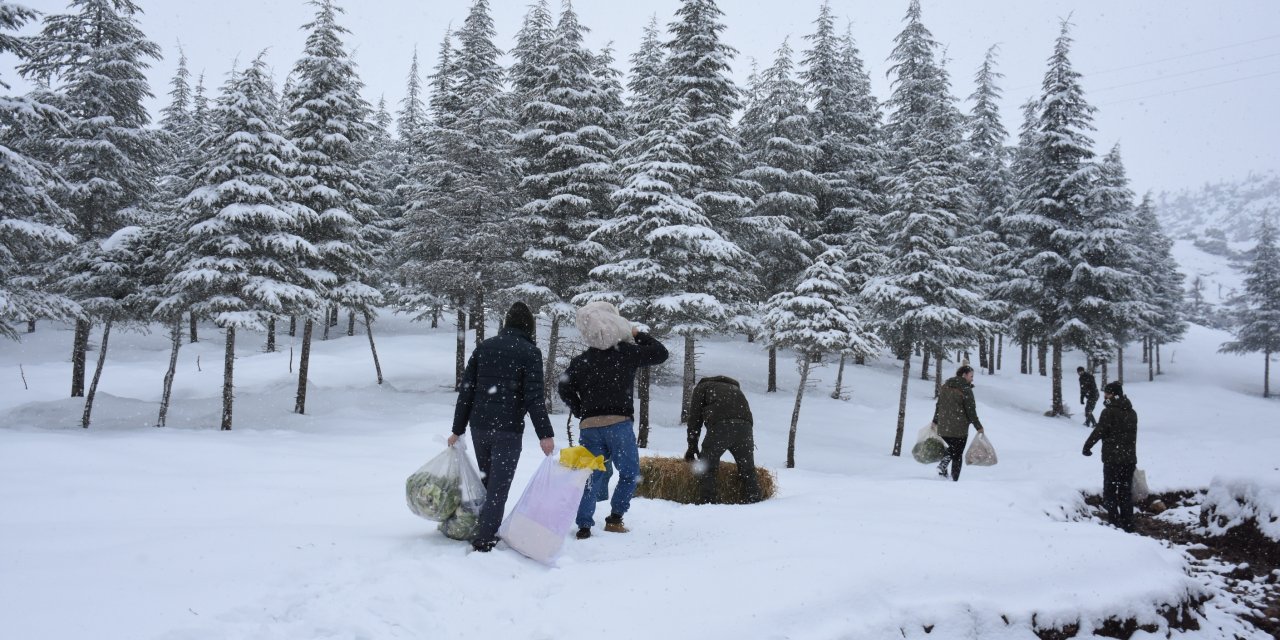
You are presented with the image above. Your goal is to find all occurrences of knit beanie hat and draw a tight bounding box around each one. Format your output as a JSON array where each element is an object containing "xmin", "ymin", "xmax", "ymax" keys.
[{"xmin": 1103, "ymin": 381, "xmax": 1124, "ymax": 396}]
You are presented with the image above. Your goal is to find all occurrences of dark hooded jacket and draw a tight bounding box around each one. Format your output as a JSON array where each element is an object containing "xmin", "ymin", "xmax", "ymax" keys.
[
  {"xmin": 686, "ymin": 376, "xmax": 753, "ymax": 450},
  {"xmin": 932, "ymin": 375, "xmax": 984, "ymax": 439},
  {"xmin": 557, "ymin": 332, "xmax": 668, "ymax": 420},
  {"xmin": 451, "ymin": 327, "xmax": 555, "ymax": 439},
  {"xmin": 1084, "ymin": 394, "xmax": 1137, "ymax": 465},
  {"xmin": 1079, "ymin": 371, "xmax": 1099, "ymax": 403}
]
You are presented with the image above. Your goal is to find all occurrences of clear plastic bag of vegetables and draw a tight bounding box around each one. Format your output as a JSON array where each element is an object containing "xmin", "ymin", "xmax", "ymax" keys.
[
  {"xmin": 406, "ymin": 442, "xmax": 487, "ymax": 536},
  {"xmin": 911, "ymin": 422, "xmax": 948, "ymax": 464}
]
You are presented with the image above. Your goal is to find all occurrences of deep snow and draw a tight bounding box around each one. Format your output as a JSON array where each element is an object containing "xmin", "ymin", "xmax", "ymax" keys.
[{"xmin": 1, "ymin": 249, "xmax": 1277, "ymax": 640}]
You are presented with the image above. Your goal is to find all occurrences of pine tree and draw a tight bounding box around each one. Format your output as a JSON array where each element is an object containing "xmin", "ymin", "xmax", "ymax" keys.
[
  {"xmin": 866, "ymin": 0, "xmax": 990, "ymax": 455},
  {"xmin": 620, "ymin": 15, "xmax": 665, "ymax": 155},
  {"xmin": 1133, "ymin": 191, "xmax": 1186, "ymax": 376},
  {"xmin": 20, "ymin": 0, "xmax": 163, "ymax": 396},
  {"xmin": 513, "ymin": 0, "xmax": 621, "ymax": 412},
  {"xmin": 1220, "ymin": 217, "xmax": 1280, "ymax": 398},
  {"xmin": 161, "ymin": 54, "xmax": 320, "ymax": 430},
  {"xmin": 286, "ymin": 0, "xmax": 386, "ymax": 410},
  {"xmin": 1004, "ymin": 19, "xmax": 1101, "ymax": 414},
  {"xmin": 764, "ymin": 248, "xmax": 880, "ymax": 468},
  {"xmin": 663, "ymin": 0, "xmax": 757, "ymax": 418},
  {"xmin": 0, "ymin": 3, "xmax": 79, "ymax": 340},
  {"xmin": 738, "ymin": 38, "xmax": 821, "ymax": 393},
  {"xmin": 996, "ymin": 98, "xmax": 1046, "ymax": 376}
]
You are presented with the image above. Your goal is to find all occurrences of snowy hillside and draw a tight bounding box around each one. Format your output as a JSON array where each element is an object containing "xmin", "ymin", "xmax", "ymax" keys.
[
  {"xmin": 2, "ymin": 305, "xmax": 1277, "ymax": 639},
  {"xmin": 1156, "ymin": 171, "xmax": 1280, "ymax": 242}
]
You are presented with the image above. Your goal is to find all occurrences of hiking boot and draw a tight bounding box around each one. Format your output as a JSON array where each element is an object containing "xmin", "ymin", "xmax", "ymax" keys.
[
  {"xmin": 575, "ymin": 527, "xmax": 591, "ymax": 540},
  {"xmin": 603, "ymin": 513, "xmax": 629, "ymax": 533},
  {"xmin": 471, "ymin": 539, "xmax": 496, "ymax": 553}
]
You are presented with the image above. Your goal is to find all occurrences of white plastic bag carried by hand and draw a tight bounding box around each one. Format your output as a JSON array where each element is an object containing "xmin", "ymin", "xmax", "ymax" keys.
[
  {"xmin": 500, "ymin": 455, "xmax": 592, "ymax": 565},
  {"xmin": 911, "ymin": 422, "xmax": 947, "ymax": 464},
  {"xmin": 1132, "ymin": 468, "xmax": 1149, "ymax": 503},
  {"xmin": 964, "ymin": 432, "xmax": 998, "ymax": 466},
  {"xmin": 406, "ymin": 442, "xmax": 487, "ymax": 535}
]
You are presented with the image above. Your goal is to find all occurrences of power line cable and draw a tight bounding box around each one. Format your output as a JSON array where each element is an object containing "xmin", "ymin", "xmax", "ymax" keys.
[
  {"xmin": 1096, "ymin": 69, "xmax": 1280, "ymax": 106},
  {"xmin": 1089, "ymin": 51, "xmax": 1280, "ymax": 93}
]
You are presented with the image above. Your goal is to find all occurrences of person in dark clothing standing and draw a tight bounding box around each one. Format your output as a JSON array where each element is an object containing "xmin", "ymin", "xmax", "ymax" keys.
[
  {"xmin": 1078, "ymin": 366, "xmax": 1099, "ymax": 427},
  {"xmin": 558, "ymin": 302, "xmax": 668, "ymax": 539},
  {"xmin": 448, "ymin": 302, "xmax": 555, "ymax": 552},
  {"xmin": 931, "ymin": 365, "xmax": 986, "ymax": 481},
  {"xmin": 1083, "ymin": 381, "xmax": 1138, "ymax": 532},
  {"xmin": 685, "ymin": 375, "xmax": 761, "ymax": 505}
]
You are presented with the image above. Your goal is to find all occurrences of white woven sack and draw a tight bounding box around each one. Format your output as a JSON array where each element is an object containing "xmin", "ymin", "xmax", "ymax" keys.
[
  {"xmin": 575, "ymin": 301, "xmax": 634, "ymax": 350},
  {"xmin": 499, "ymin": 455, "xmax": 592, "ymax": 565}
]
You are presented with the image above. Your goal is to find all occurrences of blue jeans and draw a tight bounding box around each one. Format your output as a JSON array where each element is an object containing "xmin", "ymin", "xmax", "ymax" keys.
[{"xmin": 575, "ymin": 421, "xmax": 639, "ymax": 529}]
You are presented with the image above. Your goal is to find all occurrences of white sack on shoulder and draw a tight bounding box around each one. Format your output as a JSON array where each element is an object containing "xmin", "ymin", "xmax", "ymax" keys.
[{"xmin": 575, "ymin": 301, "xmax": 634, "ymax": 350}]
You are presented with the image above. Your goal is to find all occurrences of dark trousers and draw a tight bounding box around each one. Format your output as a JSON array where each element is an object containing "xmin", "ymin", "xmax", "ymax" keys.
[
  {"xmin": 696, "ymin": 421, "xmax": 761, "ymax": 504},
  {"xmin": 938, "ymin": 436, "xmax": 968, "ymax": 481},
  {"xmin": 1083, "ymin": 397, "xmax": 1098, "ymax": 427},
  {"xmin": 470, "ymin": 429, "xmax": 523, "ymax": 546},
  {"xmin": 1102, "ymin": 462, "xmax": 1136, "ymax": 532}
]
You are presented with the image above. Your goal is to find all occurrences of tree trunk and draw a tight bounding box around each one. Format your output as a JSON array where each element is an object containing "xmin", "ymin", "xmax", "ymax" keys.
[
  {"xmin": 934, "ymin": 349, "xmax": 943, "ymax": 398},
  {"xmin": 455, "ymin": 309, "xmax": 467, "ymax": 391},
  {"xmin": 921, "ymin": 350, "xmax": 930, "ymax": 380},
  {"xmin": 157, "ymin": 318, "xmax": 182, "ymax": 428},
  {"xmin": 71, "ymin": 318, "xmax": 89, "ymax": 397},
  {"xmin": 348, "ymin": 311, "xmax": 356, "ymax": 337},
  {"xmin": 767, "ymin": 345, "xmax": 777, "ymax": 392},
  {"xmin": 474, "ymin": 291, "xmax": 486, "ymax": 342},
  {"xmin": 1156, "ymin": 342, "xmax": 1163, "ymax": 375},
  {"xmin": 680, "ymin": 335, "xmax": 696, "ymax": 424},
  {"xmin": 27, "ymin": 319, "xmax": 35, "ymax": 333},
  {"xmin": 638, "ymin": 366, "xmax": 651, "ymax": 446},
  {"xmin": 892, "ymin": 348, "xmax": 911, "ymax": 457},
  {"xmin": 322, "ymin": 308, "xmax": 332, "ymax": 341},
  {"xmin": 189, "ymin": 312, "xmax": 199, "ymax": 343},
  {"xmin": 364, "ymin": 311, "xmax": 383, "ymax": 385},
  {"xmin": 1020, "ymin": 341, "xmax": 1028, "ymax": 374},
  {"xmin": 295, "ymin": 320, "xmax": 313, "ymax": 414},
  {"xmin": 978, "ymin": 337, "xmax": 988, "ymax": 370},
  {"xmin": 1037, "ymin": 341, "xmax": 1048, "ymax": 376},
  {"xmin": 1101, "ymin": 361, "xmax": 1109, "ymax": 388},
  {"xmin": 746, "ymin": 332, "xmax": 754, "ymax": 344},
  {"xmin": 831, "ymin": 353, "xmax": 846, "ymax": 400},
  {"xmin": 997, "ymin": 335, "xmax": 1003, "ymax": 371},
  {"xmin": 289, "ymin": 316, "xmax": 296, "ymax": 337},
  {"xmin": 80, "ymin": 320, "xmax": 113, "ymax": 429},
  {"xmin": 1264, "ymin": 349, "xmax": 1271, "ymax": 399},
  {"xmin": 266, "ymin": 317, "xmax": 276, "ymax": 353},
  {"xmin": 1117, "ymin": 343, "xmax": 1125, "ymax": 385},
  {"xmin": 329, "ymin": 304, "xmax": 339, "ymax": 328},
  {"xmin": 544, "ymin": 316, "xmax": 560, "ymax": 413},
  {"xmin": 1148, "ymin": 338, "xmax": 1155, "ymax": 382},
  {"xmin": 431, "ymin": 306, "xmax": 439, "ymax": 329},
  {"xmin": 786, "ymin": 354, "xmax": 811, "ymax": 469},
  {"xmin": 988, "ymin": 336, "xmax": 996, "ymax": 375},
  {"xmin": 1050, "ymin": 340, "xmax": 1065, "ymax": 416},
  {"xmin": 855, "ymin": 353, "xmax": 866, "ymax": 366},
  {"xmin": 221, "ymin": 326, "xmax": 235, "ymax": 431}
]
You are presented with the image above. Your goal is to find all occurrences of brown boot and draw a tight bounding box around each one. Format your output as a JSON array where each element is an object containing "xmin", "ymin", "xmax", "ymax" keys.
[
  {"xmin": 575, "ymin": 527, "xmax": 591, "ymax": 540},
  {"xmin": 603, "ymin": 513, "xmax": 628, "ymax": 533}
]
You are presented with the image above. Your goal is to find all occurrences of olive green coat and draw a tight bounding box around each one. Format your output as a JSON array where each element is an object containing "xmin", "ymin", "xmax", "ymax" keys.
[{"xmin": 932, "ymin": 376, "xmax": 984, "ymax": 438}]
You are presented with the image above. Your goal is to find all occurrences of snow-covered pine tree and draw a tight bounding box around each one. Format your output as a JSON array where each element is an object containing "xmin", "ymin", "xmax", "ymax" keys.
[
  {"xmin": 1132, "ymin": 191, "xmax": 1186, "ymax": 376},
  {"xmin": 965, "ymin": 45, "xmax": 1015, "ymax": 375},
  {"xmin": 865, "ymin": 0, "xmax": 991, "ymax": 456},
  {"xmin": 996, "ymin": 98, "xmax": 1046, "ymax": 376},
  {"xmin": 512, "ymin": 1, "xmax": 620, "ymax": 412},
  {"xmin": 19, "ymin": 0, "xmax": 162, "ymax": 396},
  {"xmin": 764, "ymin": 248, "xmax": 880, "ymax": 468},
  {"xmin": 161, "ymin": 54, "xmax": 320, "ymax": 430},
  {"xmin": 663, "ymin": 0, "xmax": 757, "ymax": 418},
  {"xmin": 1219, "ymin": 217, "xmax": 1280, "ymax": 398},
  {"xmin": 156, "ymin": 46, "xmax": 198, "ymax": 208},
  {"xmin": 585, "ymin": 96, "xmax": 750, "ymax": 441},
  {"xmin": 619, "ymin": 15, "xmax": 665, "ymax": 160},
  {"xmin": 737, "ymin": 38, "xmax": 821, "ymax": 393},
  {"xmin": 1003, "ymin": 19, "xmax": 1100, "ymax": 414},
  {"xmin": 0, "ymin": 3, "xmax": 79, "ymax": 340},
  {"xmin": 286, "ymin": 0, "xmax": 386, "ymax": 409}
]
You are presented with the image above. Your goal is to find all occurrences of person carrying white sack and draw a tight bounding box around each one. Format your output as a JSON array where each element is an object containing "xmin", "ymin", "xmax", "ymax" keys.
[{"xmin": 557, "ymin": 301, "xmax": 668, "ymax": 539}]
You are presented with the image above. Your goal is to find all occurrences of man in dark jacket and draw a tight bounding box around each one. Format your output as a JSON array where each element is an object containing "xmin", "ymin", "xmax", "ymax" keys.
[
  {"xmin": 448, "ymin": 302, "xmax": 555, "ymax": 552},
  {"xmin": 685, "ymin": 375, "xmax": 761, "ymax": 505},
  {"xmin": 931, "ymin": 365, "xmax": 985, "ymax": 481},
  {"xmin": 558, "ymin": 314, "xmax": 667, "ymax": 540},
  {"xmin": 1083, "ymin": 381, "xmax": 1138, "ymax": 532},
  {"xmin": 1078, "ymin": 366, "xmax": 1099, "ymax": 427}
]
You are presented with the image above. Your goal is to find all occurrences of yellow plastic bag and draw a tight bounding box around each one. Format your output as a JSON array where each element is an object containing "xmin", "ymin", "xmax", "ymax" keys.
[{"xmin": 559, "ymin": 445, "xmax": 606, "ymax": 472}]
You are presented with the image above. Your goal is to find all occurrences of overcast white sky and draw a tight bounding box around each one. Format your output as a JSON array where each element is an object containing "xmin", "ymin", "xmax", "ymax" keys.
[{"xmin": 10, "ymin": 0, "xmax": 1280, "ymax": 194}]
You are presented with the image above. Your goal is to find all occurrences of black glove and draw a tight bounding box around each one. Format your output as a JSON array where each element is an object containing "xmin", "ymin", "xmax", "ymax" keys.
[
  {"xmin": 684, "ymin": 446, "xmax": 698, "ymax": 462},
  {"xmin": 1082, "ymin": 447, "xmax": 1092, "ymax": 457}
]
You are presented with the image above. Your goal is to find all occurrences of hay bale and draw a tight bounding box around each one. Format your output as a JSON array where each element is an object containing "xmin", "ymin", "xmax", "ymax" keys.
[{"xmin": 635, "ymin": 455, "xmax": 776, "ymax": 505}]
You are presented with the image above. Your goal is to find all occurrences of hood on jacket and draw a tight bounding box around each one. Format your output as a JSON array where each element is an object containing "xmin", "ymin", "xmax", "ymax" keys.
[
  {"xmin": 698, "ymin": 375, "xmax": 740, "ymax": 388},
  {"xmin": 943, "ymin": 375, "xmax": 972, "ymax": 390}
]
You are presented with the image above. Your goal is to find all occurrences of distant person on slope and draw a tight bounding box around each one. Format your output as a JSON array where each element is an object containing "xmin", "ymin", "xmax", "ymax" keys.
[
  {"xmin": 685, "ymin": 375, "xmax": 762, "ymax": 505},
  {"xmin": 1078, "ymin": 366, "xmax": 1100, "ymax": 428},
  {"xmin": 931, "ymin": 365, "xmax": 986, "ymax": 481},
  {"xmin": 1082, "ymin": 381, "xmax": 1138, "ymax": 532},
  {"xmin": 558, "ymin": 301, "xmax": 668, "ymax": 540},
  {"xmin": 448, "ymin": 302, "xmax": 555, "ymax": 553}
]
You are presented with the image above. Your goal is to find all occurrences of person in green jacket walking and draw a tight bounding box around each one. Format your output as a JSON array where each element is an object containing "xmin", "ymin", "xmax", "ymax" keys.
[
  {"xmin": 685, "ymin": 375, "xmax": 762, "ymax": 504},
  {"xmin": 1083, "ymin": 381, "xmax": 1138, "ymax": 532},
  {"xmin": 931, "ymin": 365, "xmax": 985, "ymax": 481}
]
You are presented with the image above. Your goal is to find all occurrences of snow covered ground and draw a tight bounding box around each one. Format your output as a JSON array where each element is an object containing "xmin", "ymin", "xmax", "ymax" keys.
[{"xmin": 2, "ymin": 250, "xmax": 1277, "ymax": 639}]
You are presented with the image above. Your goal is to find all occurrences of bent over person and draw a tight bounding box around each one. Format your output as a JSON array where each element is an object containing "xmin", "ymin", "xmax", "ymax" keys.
[
  {"xmin": 686, "ymin": 375, "xmax": 762, "ymax": 504},
  {"xmin": 1082, "ymin": 381, "xmax": 1138, "ymax": 532},
  {"xmin": 448, "ymin": 302, "xmax": 555, "ymax": 553}
]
